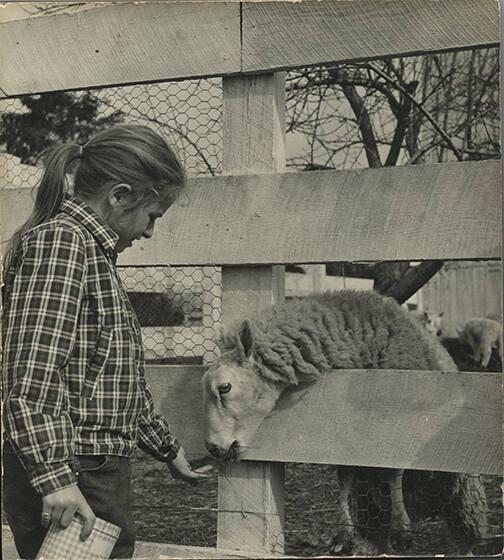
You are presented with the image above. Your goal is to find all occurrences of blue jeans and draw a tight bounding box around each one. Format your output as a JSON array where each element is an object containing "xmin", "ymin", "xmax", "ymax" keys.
[{"xmin": 2, "ymin": 442, "xmax": 136, "ymax": 559}]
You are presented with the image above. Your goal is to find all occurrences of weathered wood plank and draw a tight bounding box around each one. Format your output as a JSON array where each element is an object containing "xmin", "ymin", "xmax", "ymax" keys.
[
  {"xmin": 217, "ymin": 73, "xmax": 287, "ymax": 555},
  {"xmin": 247, "ymin": 369, "xmax": 502, "ymax": 476},
  {"xmin": 0, "ymin": 3, "xmax": 240, "ymax": 96},
  {"xmin": 0, "ymin": 524, "xmax": 292, "ymax": 560},
  {"xmin": 135, "ymin": 539, "xmax": 293, "ymax": 560},
  {"xmin": 2, "ymin": 160, "xmax": 500, "ymax": 265},
  {"xmin": 223, "ymin": 73, "xmax": 287, "ymax": 174},
  {"xmin": 217, "ymin": 266, "xmax": 286, "ymax": 554},
  {"xmin": 218, "ymin": 462, "xmax": 286, "ymax": 556},
  {"xmin": 221, "ymin": 267, "xmax": 285, "ymax": 326},
  {"xmin": 242, "ymin": 0, "xmax": 500, "ymax": 73},
  {"xmin": 100, "ymin": 159, "xmax": 503, "ymax": 265},
  {"xmin": 146, "ymin": 365, "xmax": 502, "ymax": 475},
  {"xmin": 1, "ymin": 0, "xmax": 499, "ymax": 97},
  {"xmin": 145, "ymin": 364, "xmax": 207, "ymax": 459}
]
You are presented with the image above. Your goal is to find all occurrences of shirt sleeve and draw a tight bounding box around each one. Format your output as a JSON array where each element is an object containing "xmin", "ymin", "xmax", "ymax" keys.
[
  {"xmin": 136, "ymin": 373, "xmax": 180, "ymax": 462},
  {"xmin": 2, "ymin": 226, "xmax": 86, "ymax": 496}
]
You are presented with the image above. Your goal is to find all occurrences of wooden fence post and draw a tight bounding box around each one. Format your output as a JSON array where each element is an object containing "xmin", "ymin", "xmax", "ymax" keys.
[{"xmin": 217, "ymin": 73, "xmax": 286, "ymax": 554}]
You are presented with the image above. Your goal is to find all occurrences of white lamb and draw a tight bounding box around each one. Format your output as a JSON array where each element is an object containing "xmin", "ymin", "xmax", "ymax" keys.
[
  {"xmin": 458, "ymin": 317, "xmax": 502, "ymax": 367},
  {"xmin": 409, "ymin": 309, "xmax": 445, "ymax": 339}
]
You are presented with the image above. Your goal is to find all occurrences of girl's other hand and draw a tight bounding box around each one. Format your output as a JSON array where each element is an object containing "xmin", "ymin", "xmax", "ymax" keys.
[{"xmin": 41, "ymin": 485, "xmax": 96, "ymax": 540}]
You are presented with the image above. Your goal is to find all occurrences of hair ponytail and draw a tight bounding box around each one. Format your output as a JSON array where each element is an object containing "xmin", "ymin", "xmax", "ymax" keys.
[
  {"xmin": 3, "ymin": 124, "xmax": 186, "ymax": 276},
  {"xmin": 3, "ymin": 142, "xmax": 80, "ymax": 273}
]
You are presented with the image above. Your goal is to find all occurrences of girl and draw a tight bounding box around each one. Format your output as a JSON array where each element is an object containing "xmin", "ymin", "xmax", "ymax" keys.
[{"xmin": 2, "ymin": 124, "xmax": 212, "ymax": 559}]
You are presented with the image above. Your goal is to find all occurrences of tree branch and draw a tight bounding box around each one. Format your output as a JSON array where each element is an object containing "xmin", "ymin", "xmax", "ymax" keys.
[
  {"xmin": 385, "ymin": 81, "xmax": 418, "ymax": 166},
  {"xmin": 362, "ymin": 63, "xmax": 464, "ymax": 161},
  {"xmin": 382, "ymin": 261, "xmax": 444, "ymax": 304},
  {"xmin": 330, "ymin": 69, "xmax": 382, "ymax": 168},
  {"xmin": 290, "ymin": 69, "xmax": 402, "ymax": 116}
]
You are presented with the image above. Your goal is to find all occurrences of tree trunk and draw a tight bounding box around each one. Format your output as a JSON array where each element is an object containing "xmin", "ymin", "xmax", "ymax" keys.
[
  {"xmin": 381, "ymin": 261, "xmax": 444, "ymax": 304},
  {"xmin": 373, "ymin": 262, "xmax": 410, "ymax": 295}
]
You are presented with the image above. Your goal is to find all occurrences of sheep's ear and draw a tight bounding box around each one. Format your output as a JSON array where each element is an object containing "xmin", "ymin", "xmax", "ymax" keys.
[
  {"xmin": 237, "ymin": 319, "xmax": 255, "ymax": 361},
  {"xmin": 218, "ymin": 326, "xmax": 236, "ymax": 351}
]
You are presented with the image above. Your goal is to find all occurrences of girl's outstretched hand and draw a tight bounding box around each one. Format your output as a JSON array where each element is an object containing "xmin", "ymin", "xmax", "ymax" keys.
[{"xmin": 168, "ymin": 446, "xmax": 215, "ymax": 485}]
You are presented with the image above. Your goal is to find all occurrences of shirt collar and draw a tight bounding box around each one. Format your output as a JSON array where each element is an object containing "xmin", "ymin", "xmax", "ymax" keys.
[{"xmin": 59, "ymin": 195, "xmax": 119, "ymax": 259}]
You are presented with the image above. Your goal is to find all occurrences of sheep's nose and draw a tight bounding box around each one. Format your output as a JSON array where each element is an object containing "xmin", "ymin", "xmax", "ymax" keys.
[{"xmin": 205, "ymin": 441, "xmax": 228, "ymax": 458}]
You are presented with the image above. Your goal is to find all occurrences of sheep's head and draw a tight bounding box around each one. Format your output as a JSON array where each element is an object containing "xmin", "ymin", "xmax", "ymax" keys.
[
  {"xmin": 202, "ymin": 320, "xmax": 283, "ymax": 461},
  {"xmin": 424, "ymin": 311, "xmax": 445, "ymax": 339}
]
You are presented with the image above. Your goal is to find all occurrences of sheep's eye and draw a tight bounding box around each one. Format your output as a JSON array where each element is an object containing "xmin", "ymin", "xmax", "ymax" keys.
[{"xmin": 218, "ymin": 383, "xmax": 232, "ymax": 395}]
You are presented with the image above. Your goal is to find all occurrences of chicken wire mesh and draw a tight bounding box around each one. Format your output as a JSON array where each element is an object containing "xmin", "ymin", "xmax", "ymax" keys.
[
  {"xmin": 280, "ymin": 466, "xmax": 502, "ymax": 557},
  {"xmin": 1, "ymin": 73, "xmax": 502, "ymax": 556},
  {"xmin": 118, "ymin": 266, "xmax": 221, "ymax": 363}
]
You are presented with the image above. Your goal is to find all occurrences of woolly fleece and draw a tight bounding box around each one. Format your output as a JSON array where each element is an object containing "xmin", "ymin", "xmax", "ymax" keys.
[{"xmin": 221, "ymin": 290, "xmax": 457, "ymax": 386}]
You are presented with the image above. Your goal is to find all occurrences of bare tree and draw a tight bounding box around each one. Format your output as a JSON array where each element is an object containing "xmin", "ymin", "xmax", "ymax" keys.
[{"xmin": 286, "ymin": 48, "xmax": 500, "ymax": 302}]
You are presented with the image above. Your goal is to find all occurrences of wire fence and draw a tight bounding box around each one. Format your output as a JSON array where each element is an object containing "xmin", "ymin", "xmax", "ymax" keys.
[
  {"xmin": 118, "ymin": 266, "xmax": 221, "ymax": 363},
  {"xmin": 130, "ymin": 454, "xmax": 503, "ymax": 556}
]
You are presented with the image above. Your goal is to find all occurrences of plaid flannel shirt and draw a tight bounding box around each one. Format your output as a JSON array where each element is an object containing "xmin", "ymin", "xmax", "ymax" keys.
[{"xmin": 2, "ymin": 195, "xmax": 180, "ymax": 496}]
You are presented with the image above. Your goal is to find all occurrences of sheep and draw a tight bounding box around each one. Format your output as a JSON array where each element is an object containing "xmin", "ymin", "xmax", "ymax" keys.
[
  {"xmin": 409, "ymin": 309, "xmax": 445, "ymax": 339},
  {"xmin": 457, "ymin": 317, "xmax": 502, "ymax": 368},
  {"xmin": 202, "ymin": 290, "xmax": 488, "ymax": 556},
  {"xmin": 424, "ymin": 310, "xmax": 445, "ymax": 339}
]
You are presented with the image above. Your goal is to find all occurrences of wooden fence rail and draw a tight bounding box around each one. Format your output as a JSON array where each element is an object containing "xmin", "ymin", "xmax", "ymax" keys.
[
  {"xmin": 1, "ymin": 159, "xmax": 501, "ymax": 265},
  {"xmin": 0, "ymin": 0, "xmax": 499, "ymax": 96},
  {"xmin": 145, "ymin": 365, "xmax": 502, "ymax": 476},
  {"xmin": 241, "ymin": 0, "xmax": 500, "ymax": 72}
]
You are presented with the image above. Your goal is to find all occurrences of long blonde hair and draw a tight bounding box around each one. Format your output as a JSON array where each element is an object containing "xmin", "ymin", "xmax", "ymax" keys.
[{"xmin": 4, "ymin": 124, "xmax": 185, "ymax": 272}]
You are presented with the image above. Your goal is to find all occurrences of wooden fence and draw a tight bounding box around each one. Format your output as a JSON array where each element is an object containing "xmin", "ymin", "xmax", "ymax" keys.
[{"xmin": 0, "ymin": 1, "xmax": 501, "ymax": 557}]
